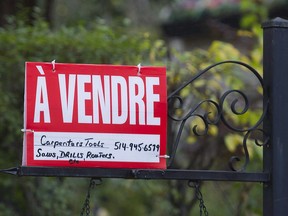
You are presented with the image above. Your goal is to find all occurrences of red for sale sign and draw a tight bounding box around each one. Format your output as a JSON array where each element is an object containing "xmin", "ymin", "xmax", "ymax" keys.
[{"xmin": 22, "ymin": 62, "xmax": 167, "ymax": 169}]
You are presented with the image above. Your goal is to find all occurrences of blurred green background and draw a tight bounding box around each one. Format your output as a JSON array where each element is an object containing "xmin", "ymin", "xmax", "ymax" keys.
[{"xmin": 0, "ymin": 0, "xmax": 287, "ymax": 215}]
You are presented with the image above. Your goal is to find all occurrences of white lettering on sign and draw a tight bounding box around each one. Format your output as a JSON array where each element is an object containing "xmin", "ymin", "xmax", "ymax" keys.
[
  {"xmin": 146, "ymin": 77, "xmax": 160, "ymax": 125},
  {"xmin": 58, "ymin": 74, "xmax": 76, "ymax": 123},
  {"xmin": 93, "ymin": 75, "xmax": 111, "ymax": 124},
  {"xmin": 111, "ymin": 76, "xmax": 127, "ymax": 124},
  {"xmin": 34, "ymin": 76, "xmax": 51, "ymax": 123},
  {"xmin": 77, "ymin": 75, "xmax": 92, "ymax": 123},
  {"xmin": 129, "ymin": 77, "xmax": 145, "ymax": 125},
  {"xmin": 55, "ymin": 74, "xmax": 161, "ymax": 125}
]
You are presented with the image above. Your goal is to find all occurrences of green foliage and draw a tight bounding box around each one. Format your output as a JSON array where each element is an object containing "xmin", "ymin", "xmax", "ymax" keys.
[
  {"xmin": 168, "ymin": 40, "xmax": 263, "ymax": 135},
  {"xmin": 0, "ymin": 19, "xmax": 167, "ymax": 216},
  {"xmin": 240, "ymin": 0, "xmax": 268, "ymax": 29}
]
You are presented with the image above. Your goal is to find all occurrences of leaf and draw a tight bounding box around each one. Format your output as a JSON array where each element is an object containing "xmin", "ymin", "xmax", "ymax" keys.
[
  {"xmin": 225, "ymin": 134, "xmax": 243, "ymax": 152},
  {"xmin": 208, "ymin": 125, "xmax": 218, "ymax": 136}
]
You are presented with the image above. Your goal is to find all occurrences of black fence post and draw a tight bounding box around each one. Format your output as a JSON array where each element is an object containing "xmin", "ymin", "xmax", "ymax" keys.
[{"xmin": 263, "ymin": 17, "xmax": 288, "ymax": 216}]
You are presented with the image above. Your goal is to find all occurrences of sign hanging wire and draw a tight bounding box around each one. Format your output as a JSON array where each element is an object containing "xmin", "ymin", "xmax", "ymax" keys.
[
  {"xmin": 21, "ymin": 129, "xmax": 34, "ymax": 133},
  {"xmin": 52, "ymin": 60, "xmax": 56, "ymax": 72},
  {"xmin": 158, "ymin": 155, "xmax": 170, "ymax": 159},
  {"xmin": 137, "ymin": 63, "xmax": 141, "ymax": 75}
]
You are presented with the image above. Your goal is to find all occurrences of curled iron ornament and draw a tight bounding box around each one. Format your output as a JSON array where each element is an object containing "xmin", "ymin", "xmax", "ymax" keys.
[
  {"xmin": 167, "ymin": 60, "xmax": 269, "ymax": 171},
  {"xmin": 168, "ymin": 60, "xmax": 264, "ymax": 100},
  {"xmin": 229, "ymin": 129, "xmax": 269, "ymax": 171},
  {"xmin": 168, "ymin": 98, "xmax": 220, "ymax": 123},
  {"xmin": 219, "ymin": 89, "xmax": 249, "ymax": 132},
  {"xmin": 167, "ymin": 99, "xmax": 220, "ymax": 168}
]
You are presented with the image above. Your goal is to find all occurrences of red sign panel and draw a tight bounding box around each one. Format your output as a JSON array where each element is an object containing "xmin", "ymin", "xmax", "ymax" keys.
[{"xmin": 22, "ymin": 62, "xmax": 167, "ymax": 169}]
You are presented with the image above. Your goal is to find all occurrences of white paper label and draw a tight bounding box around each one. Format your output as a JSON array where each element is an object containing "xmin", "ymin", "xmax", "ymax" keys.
[{"xmin": 33, "ymin": 132, "xmax": 160, "ymax": 163}]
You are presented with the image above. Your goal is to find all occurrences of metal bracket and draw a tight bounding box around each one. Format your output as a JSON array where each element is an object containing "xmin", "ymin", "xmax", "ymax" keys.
[{"xmin": 0, "ymin": 60, "xmax": 269, "ymax": 183}]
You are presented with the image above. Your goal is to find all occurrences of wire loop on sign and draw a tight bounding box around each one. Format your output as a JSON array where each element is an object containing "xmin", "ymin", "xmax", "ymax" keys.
[
  {"xmin": 21, "ymin": 129, "xmax": 34, "ymax": 133},
  {"xmin": 137, "ymin": 63, "xmax": 141, "ymax": 75},
  {"xmin": 52, "ymin": 60, "xmax": 56, "ymax": 72},
  {"xmin": 157, "ymin": 155, "xmax": 170, "ymax": 158}
]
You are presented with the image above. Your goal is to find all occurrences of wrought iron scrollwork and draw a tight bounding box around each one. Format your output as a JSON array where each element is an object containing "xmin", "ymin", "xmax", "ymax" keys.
[
  {"xmin": 167, "ymin": 60, "xmax": 269, "ymax": 171},
  {"xmin": 168, "ymin": 99, "xmax": 221, "ymax": 167},
  {"xmin": 228, "ymin": 129, "xmax": 269, "ymax": 171}
]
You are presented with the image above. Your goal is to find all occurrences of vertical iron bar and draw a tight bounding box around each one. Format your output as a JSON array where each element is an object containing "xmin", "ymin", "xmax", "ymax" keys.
[{"xmin": 263, "ymin": 17, "xmax": 288, "ymax": 216}]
